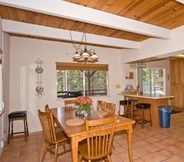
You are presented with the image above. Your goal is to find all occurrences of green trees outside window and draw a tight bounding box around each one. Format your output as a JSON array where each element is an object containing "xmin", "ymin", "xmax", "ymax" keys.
[
  {"xmin": 57, "ymin": 70, "xmax": 108, "ymax": 98},
  {"xmin": 138, "ymin": 68, "xmax": 165, "ymax": 95}
]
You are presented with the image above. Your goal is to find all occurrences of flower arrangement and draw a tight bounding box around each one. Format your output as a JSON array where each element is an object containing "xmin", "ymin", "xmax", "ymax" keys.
[{"xmin": 75, "ymin": 96, "xmax": 92, "ymax": 111}]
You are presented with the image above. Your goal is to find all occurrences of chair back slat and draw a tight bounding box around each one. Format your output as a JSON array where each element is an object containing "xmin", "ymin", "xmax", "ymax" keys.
[
  {"xmin": 38, "ymin": 110, "xmax": 56, "ymax": 143},
  {"xmin": 97, "ymin": 100, "xmax": 105, "ymax": 111},
  {"xmin": 86, "ymin": 116, "xmax": 117, "ymax": 159},
  {"xmin": 64, "ymin": 99, "xmax": 77, "ymax": 109},
  {"xmin": 104, "ymin": 102, "xmax": 116, "ymax": 114}
]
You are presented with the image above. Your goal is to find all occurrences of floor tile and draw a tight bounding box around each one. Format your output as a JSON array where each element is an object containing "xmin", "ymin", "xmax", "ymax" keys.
[{"xmin": 0, "ymin": 112, "xmax": 184, "ymax": 161}]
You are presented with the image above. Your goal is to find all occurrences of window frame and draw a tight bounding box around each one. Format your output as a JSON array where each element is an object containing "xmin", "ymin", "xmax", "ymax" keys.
[
  {"xmin": 138, "ymin": 67, "xmax": 166, "ymax": 95},
  {"xmin": 56, "ymin": 62, "xmax": 109, "ymax": 98}
]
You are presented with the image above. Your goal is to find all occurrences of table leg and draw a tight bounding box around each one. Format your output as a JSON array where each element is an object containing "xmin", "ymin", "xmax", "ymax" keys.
[
  {"xmin": 126, "ymin": 125, "xmax": 133, "ymax": 162},
  {"xmin": 71, "ymin": 136, "xmax": 78, "ymax": 162}
]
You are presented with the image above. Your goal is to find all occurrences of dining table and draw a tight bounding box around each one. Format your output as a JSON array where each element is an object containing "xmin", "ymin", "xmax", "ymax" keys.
[{"xmin": 50, "ymin": 107, "xmax": 135, "ymax": 162}]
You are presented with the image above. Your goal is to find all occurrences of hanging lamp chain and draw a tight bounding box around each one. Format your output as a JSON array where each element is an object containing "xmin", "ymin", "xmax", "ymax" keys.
[{"xmin": 70, "ymin": 30, "xmax": 85, "ymax": 50}]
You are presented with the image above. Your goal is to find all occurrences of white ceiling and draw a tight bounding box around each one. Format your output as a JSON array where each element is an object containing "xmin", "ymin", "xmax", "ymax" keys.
[{"xmin": 0, "ymin": 0, "xmax": 172, "ymax": 49}]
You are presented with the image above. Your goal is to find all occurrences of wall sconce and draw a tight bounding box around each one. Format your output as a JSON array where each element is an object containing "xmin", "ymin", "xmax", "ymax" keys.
[{"xmin": 35, "ymin": 59, "xmax": 44, "ymax": 97}]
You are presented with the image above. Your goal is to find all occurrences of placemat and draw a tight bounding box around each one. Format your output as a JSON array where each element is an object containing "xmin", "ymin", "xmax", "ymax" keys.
[
  {"xmin": 94, "ymin": 111, "xmax": 108, "ymax": 116},
  {"xmin": 66, "ymin": 118, "xmax": 84, "ymax": 126}
]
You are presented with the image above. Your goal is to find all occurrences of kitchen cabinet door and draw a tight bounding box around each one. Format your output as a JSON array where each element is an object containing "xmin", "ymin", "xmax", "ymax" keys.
[
  {"xmin": 170, "ymin": 59, "xmax": 184, "ymax": 84},
  {"xmin": 170, "ymin": 84, "xmax": 184, "ymax": 109}
]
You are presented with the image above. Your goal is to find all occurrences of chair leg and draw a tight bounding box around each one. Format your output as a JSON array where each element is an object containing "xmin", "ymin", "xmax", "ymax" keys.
[
  {"xmin": 141, "ymin": 109, "xmax": 144, "ymax": 128},
  {"xmin": 8, "ymin": 120, "xmax": 11, "ymax": 144},
  {"xmin": 42, "ymin": 143, "xmax": 49, "ymax": 162},
  {"xmin": 54, "ymin": 143, "xmax": 59, "ymax": 162},
  {"xmin": 124, "ymin": 105, "xmax": 129, "ymax": 117},
  {"xmin": 23, "ymin": 118, "xmax": 27, "ymax": 141},
  {"xmin": 78, "ymin": 154, "xmax": 83, "ymax": 162},
  {"xmin": 107, "ymin": 155, "xmax": 112, "ymax": 162},
  {"xmin": 119, "ymin": 105, "xmax": 121, "ymax": 115},
  {"xmin": 25, "ymin": 116, "xmax": 29, "ymax": 136},
  {"xmin": 11, "ymin": 120, "xmax": 13, "ymax": 138},
  {"xmin": 149, "ymin": 108, "xmax": 152, "ymax": 126}
]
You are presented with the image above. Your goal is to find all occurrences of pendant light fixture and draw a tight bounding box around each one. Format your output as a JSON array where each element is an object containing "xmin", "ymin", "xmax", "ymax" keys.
[{"xmin": 70, "ymin": 31, "xmax": 99, "ymax": 64}]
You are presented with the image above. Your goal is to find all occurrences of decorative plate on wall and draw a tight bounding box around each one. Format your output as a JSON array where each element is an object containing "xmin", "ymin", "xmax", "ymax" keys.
[
  {"xmin": 35, "ymin": 67, "xmax": 43, "ymax": 73},
  {"xmin": 35, "ymin": 86, "xmax": 44, "ymax": 93}
]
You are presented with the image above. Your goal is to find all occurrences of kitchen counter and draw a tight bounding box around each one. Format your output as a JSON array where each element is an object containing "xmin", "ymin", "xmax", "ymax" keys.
[
  {"xmin": 119, "ymin": 93, "xmax": 174, "ymax": 127},
  {"xmin": 119, "ymin": 93, "xmax": 174, "ymax": 100}
]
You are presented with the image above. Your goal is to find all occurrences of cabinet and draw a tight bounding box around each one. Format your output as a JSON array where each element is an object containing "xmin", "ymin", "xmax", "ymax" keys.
[{"xmin": 170, "ymin": 59, "xmax": 184, "ymax": 109}]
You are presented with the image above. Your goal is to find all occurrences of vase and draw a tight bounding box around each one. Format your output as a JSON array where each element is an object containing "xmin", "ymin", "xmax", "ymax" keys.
[{"xmin": 75, "ymin": 110, "xmax": 88, "ymax": 117}]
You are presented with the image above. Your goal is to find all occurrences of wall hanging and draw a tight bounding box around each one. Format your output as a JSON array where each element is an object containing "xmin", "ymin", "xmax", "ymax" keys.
[{"xmin": 35, "ymin": 59, "xmax": 44, "ymax": 97}]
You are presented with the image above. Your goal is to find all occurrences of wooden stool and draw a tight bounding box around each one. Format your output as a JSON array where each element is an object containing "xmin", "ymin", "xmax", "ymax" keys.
[
  {"xmin": 8, "ymin": 111, "xmax": 29, "ymax": 143},
  {"xmin": 125, "ymin": 99, "xmax": 138, "ymax": 119},
  {"xmin": 135, "ymin": 103, "xmax": 152, "ymax": 128}
]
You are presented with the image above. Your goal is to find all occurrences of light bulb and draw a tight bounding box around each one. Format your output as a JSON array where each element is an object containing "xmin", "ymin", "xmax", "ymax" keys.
[
  {"xmin": 90, "ymin": 53, "xmax": 98, "ymax": 59},
  {"xmin": 82, "ymin": 52, "xmax": 90, "ymax": 58},
  {"xmin": 73, "ymin": 52, "xmax": 81, "ymax": 59}
]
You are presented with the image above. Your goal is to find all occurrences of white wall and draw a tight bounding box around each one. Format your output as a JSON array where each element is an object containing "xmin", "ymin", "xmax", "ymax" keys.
[
  {"xmin": 121, "ymin": 25, "xmax": 184, "ymax": 63},
  {"xmin": 7, "ymin": 29, "xmax": 176, "ymax": 133},
  {"xmin": 0, "ymin": 32, "xmax": 10, "ymax": 156},
  {"xmin": 9, "ymin": 36, "xmax": 122, "ymax": 132},
  {"xmin": 121, "ymin": 59, "xmax": 170, "ymax": 95}
]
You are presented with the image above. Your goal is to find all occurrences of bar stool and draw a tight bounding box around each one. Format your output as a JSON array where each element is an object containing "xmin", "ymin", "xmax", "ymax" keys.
[
  {"xmin": 135, "ymin": 103, "xmax": 152, "ymax": 128},
  {"xmin": 8, "ymin": 111, "xmax": 29, "ymax": 143},
  {"xmin": 126, "ymin": 99, "xmax": 138, "ymax": 119},
  {"xmin": 119, "ymin": 100, "xmax": 128, "ymax": 116}
]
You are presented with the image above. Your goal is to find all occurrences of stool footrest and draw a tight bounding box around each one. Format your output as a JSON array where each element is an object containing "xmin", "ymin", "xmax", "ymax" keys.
[
  {"xmin": 136, "ymin": 119, "xmax": 151, "ymax": 124},
  {"xmin": 11, "ymin": 131, "xmax": 26, "ymax": 135}
]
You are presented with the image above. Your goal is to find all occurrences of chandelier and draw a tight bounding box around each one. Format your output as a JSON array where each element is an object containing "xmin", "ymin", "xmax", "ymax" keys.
[{"xmin": 70, "ymin": 31, "xmax": 98, "ymax": 63}]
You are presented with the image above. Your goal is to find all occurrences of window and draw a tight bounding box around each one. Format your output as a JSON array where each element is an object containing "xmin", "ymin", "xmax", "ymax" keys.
[
  {"xmin": 56, "ymin": 62, "xmax": 108, "ymax": 98},
  {"xmin": 138, "ymin": 68, "xmax": 165, "ymax": 95}
]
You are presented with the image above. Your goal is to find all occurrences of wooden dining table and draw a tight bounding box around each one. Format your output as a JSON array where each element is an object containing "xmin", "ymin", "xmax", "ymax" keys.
[{"xmin": 50, "ymin": 107, "xmax": 135, "ymax": 162}]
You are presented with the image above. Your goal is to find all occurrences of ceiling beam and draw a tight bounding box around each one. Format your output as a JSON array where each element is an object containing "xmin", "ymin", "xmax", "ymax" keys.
[
  {"xmin": 2, "ymin": 20, "xmax": 140, "ymax": 49},
  {"xmin": 0, "ymin": 0, "xmax": 171, "ymax": 40}
]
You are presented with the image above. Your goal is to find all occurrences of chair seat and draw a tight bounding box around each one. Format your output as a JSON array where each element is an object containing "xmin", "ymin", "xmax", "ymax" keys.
[
  {"xmin": 78, "ymin": 140, "xmax": 112, "ymax": 160},
  {"xmin": 8, "ymin": 111, "xmax": 27, "ymax": 118}
]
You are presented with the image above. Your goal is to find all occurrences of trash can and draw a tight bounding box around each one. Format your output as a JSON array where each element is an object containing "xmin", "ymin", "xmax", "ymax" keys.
[{"xmin": 158, "ymin": 105, "xmax": 172, "ymax": 128}]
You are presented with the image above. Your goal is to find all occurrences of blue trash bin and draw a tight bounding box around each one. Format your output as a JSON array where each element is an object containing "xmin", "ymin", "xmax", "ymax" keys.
[{"xmin": 158, "ymin": 105, "xmax": 171, "ymax": 128}]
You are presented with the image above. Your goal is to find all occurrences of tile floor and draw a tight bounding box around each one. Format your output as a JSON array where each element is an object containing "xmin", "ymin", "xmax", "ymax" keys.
[{"xmin": 1, "ymin": 112, "xmax": 184, "ymax": 162}]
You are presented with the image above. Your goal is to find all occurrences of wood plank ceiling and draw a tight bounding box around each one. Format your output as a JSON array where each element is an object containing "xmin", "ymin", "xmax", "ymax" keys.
[{"xmin": 0, "ymin": 0, "xmax": 184, "ymax": 49}]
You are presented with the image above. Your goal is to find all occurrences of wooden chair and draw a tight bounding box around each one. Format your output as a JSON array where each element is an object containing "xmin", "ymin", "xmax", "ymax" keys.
[
  {"xmin": 64, "ymin": 99, "xmax": 77, "ymax": 109},
  {"xmin": 38, "ymin": 109, "xmax": 70, "ymax": 162},
  {"xmin": 78, "ymin": 115, "xmax": 117, "ymax": 162},
  {"xmin": 45, "ymin": 104, "xmax": 63, "ymax": 133},
  {"xmin": 104, "ymin": 102, "xmax": 116, "ymax": 114},
  {"xmin": 97, "ymin": 100, "xmax": 105, "ymax": 111}
]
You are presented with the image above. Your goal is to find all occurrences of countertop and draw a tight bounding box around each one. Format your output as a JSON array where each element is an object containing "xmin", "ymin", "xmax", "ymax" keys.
[{"xmin": 119, "ymin": 93, "xmax": 175, "ymax": 100}]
